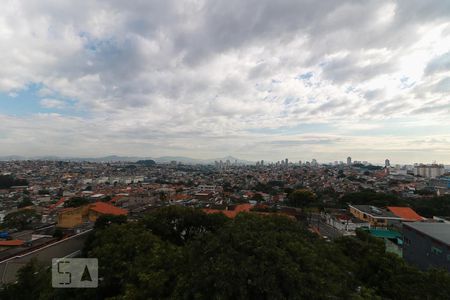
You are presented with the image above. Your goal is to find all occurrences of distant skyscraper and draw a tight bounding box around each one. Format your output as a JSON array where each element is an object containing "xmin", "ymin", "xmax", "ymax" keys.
[
  {"xmin": 285, "ymin": 158, "xmax": 288, "ymax": 165},
  {"xmin": 385, "ymin": 159, "xmax": 390, "ymax": 167},
  {"xmin": 347, "ymin": 156, "xmax": 352, "ymax": 165},
  {"xmin": 261, "ymin": 160, "xmax": 264, "ymax": 166}
]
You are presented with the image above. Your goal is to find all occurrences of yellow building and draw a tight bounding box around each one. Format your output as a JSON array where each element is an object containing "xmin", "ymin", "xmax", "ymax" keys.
[
  {"xmin": 349, "ymin": 205, "xmax": 402, "ymax": 227},
  {"xmin": 57, "ymin": 202, "xmax": 127, "ymax": 228}
]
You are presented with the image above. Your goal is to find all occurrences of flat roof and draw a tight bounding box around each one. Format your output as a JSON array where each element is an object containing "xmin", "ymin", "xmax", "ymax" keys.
[
  {"xmin": 350, "ymin": 205, "xmax": 400, "ymax": 219},
  {"xmin": 404, "ymin": 222, "xmax": 450, "ymax": 245}
]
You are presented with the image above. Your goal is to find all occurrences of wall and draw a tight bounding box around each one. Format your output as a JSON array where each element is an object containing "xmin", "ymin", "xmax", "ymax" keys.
[{"xmin": 403, "ymin": 225, "xmax": 450, "ymax": 271}]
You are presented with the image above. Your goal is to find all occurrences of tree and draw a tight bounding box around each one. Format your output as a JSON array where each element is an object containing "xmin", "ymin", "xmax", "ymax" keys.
[
  {"xmin": 0, "ymin": 175, "xmax": 28, "ymax": 189},
  {"xmin": 251, "ymin": 193, "xmax": 264, "ymax": 202},
  {"xmin": 2, "ymin": 209, "xmax": 40, "ymax": 230},
  {"xmin": 17, "ymin": 197, "xmax": 33, "ymax": 208},
  {"xmin": 4, "ymin": 207, "xmax": 450, "ymax": 299},
  {"xmin": 0, "ymin": 259, "xmax": 52, "ymax": 300},
  {"xmin": 53, "ymin": 228, "xmax": 64, "ymax": 239},
  {"xmin": 64, "ymin": 197, "xmax": 90, "ymax": 208},
  {"xmin": 287, "ymin": 189, "xmax": 317, "ymax": 208},
  {"xmin": 141, "ymin": 205, "xmax": 229, "ymax": 245},
  {"xmin": 174, "ymin": 214, "xmax": 350, "ymax": 299},
  {"xmin": 136, "ymin": 159, "xmax": 156, "ymax": 166},
  {"xmin": 93, "ymin": 214, "xmax": 127, "ymax": 230},
  {"xmin": 339, "ymin": 191, "xmax": 403, "ymax": 208},
  {"xmin": 85, "ymin": 222, "xmax": 180, "ymax": 298}
]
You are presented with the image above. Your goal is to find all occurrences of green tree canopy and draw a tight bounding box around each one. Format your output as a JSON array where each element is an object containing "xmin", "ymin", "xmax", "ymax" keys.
[
  {"xmin": 64, "ymin": 197, "xmax": 90, "ymax": 208},
  {"xmin": 0, "ymin": 175, "xmax": 28, "ymax": 189},
  {"xmin": 2, "ymin": 206, "xmax": 450, "ymax": 299},
  {"xmin": 2, "ymin": 209, "xmax": 40, "ymax": 230},
  {"xmin": 287, "ymin": 189, "xmax": 317, "ymax": 208}
]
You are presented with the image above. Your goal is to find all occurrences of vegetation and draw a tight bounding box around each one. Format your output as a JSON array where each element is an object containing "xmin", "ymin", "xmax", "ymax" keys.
[
  {"xmin": 254, "ymin": 180, "xmax": 285, "ymax": 195},
  {"xmin": 2, "ymin": 209, "xmax": 40, "ymax": 230},
  {"xmin": 0, "ymin": 174, "xmax": 28, "ymax": 189},
  {"xmin": 17, "ymin": 197, "xmax": 33, "ymax": 208},
  {"xmin": 136, "ymin": 159, "xmax": 156, "ymax": 166},
  {"xmin": 286, "ymin": 189, "xmax": 317, "ymax": 208},
  {"xmin": 409, "ymin": 195, "xmax": 450, "ymax": 217},
  {"xmin": 338, "ymin": 191, "xmax": 450, "ymax": 217},
  {"xmin": 2, "ymin": 206, "xmax": 449, "ymax": 299},
  {"xmin": 64, "ymin": 197, "xmax": 90, "ymax": 208},
  {"xmin": 339, "ymin": 191, "xmax": 402, "ymax": 207}
]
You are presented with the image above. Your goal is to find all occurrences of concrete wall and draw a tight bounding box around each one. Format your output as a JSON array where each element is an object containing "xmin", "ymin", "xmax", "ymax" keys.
[{"xmin": 403, "ymin": 225, "xmax": 450, "ymax": 271}]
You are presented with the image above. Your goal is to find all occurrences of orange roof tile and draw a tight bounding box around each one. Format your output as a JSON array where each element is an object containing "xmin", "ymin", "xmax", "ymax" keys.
[
  {"xmin": 387, "ymin": 206, "xmax": 424, "ymax": 221},
  {"xmin": 49, "ymin": 197, "xmax": 66, "ymax": 210},
  {"xmin": 234, "ymin": 204, "xmax": 253, "ymax": 213},
  {"xmin": 90, "ymin": 202, "xmax": 128, "ymax": 216},
  {"xmin": 0, "ymin": 240, "xmax": 24, "ymax": 246},
  {"xmin": 203, "ymin": 204, "xmax": 254, "ymax": 218},
  {"xmin": 109, "ymin": 195, "xmax": 125, "ymax": 204},
  {"xmin": 174, "ymin": 194, "xmax": 190, "ymax": 200}
]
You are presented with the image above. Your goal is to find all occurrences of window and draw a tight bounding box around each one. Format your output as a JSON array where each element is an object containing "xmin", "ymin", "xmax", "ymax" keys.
[{"xmin": 431, "ymin": 246, "xmax": 442, "ymax": 255}]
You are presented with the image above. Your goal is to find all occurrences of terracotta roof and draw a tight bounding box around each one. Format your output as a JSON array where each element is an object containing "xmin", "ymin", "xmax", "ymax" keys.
[
  {"xmin": 203, "ymin": 204, "xmax": 254, "ymax": 218},
  {"xmin": 234, "ymin": 204, "xmax": 253, "ymax": 212},
  {"xmin": 49, "ymin": 197, "xmax": 66, "ymax": 210},
  {"xmin": 109, "ymin": 195, "xmax": 125, "ymax": 204},
  {"xmin": 90, "ymin": 202, "xmax": 128, "ymax": 216},
  {"xmin": 387, "ymin": 206, "xmax": 424, "ymax": 221},
  {"xmin": 0, "ymin": 240, "xmax": 24, "ymax": 246},
  {"xmin": 174, "ymin": 194, "xmax": 190, "ymax": 200},
  {"xmin": 203, "ymin": 208, "xmax": 237, "ymax": 218}
]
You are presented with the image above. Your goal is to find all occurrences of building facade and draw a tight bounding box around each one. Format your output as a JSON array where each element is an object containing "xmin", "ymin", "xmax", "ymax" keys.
[
  {"xmin": 349, "ymin": 205, "xmax": 403, "ymax": 227},
  {"xmin": 414, "ymin": 164, "xmax": 445, "ymax": 179},
  {"xmin": 403, "ymin": 222, "xmax": 450, "ymax": 271}
]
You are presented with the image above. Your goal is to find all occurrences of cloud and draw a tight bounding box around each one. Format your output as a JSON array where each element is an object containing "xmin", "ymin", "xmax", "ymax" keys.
[
  {"xmin": 40, "ymin": 98, "xmax": 67, "ymax": 109},
  {"xmin": 0, "ymin": 0, "xmax": 450, "ymax": 162},
  {"xmin": 425, "ymin": 51, "xmax": 450, "ymax": 75}
]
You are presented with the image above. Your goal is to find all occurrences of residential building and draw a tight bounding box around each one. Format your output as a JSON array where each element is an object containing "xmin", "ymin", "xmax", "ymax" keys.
[
  {"xmin": 349, "ymin": 205, "xmax": 403, "ymax": 227},
  {"xmin": 403, "ymin": 222, "xmax": 450, "ymax": 271},
  {"xmin": 57, "ymin": 202, "xmax": 127, "ymax": 228},
  {"xmin": 386, "ymin": 206, "xmax": 425, "ymax": 222},
  {"xmin": 325, "ymin": 212, "xmax": 369, "ymax": 234},
  {"xmin": 414, "ymin": 164, "xmax": 445, "ymax": 179}
]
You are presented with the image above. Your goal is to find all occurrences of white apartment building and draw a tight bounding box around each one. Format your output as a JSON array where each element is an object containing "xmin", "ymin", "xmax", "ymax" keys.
[{"xmin": 414, "ymin": 164, "xmax": 445, "ymax": 179}]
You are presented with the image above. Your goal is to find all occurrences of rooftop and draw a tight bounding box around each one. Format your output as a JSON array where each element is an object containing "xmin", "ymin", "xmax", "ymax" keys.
[
  {"xmin": 90, "ymin": 202, "xmax": 128, "ymax": 216},
  {"xmin": 387, "ymin": 206, "xmax": 424, "ymax": 221},
  {"xmin": 0, "ymin": 240, "xmax": 24, "ymax": 246},
  {"xmin": 350, "ymin": 205, "xmax": 400, "ymax": 219},
  {"xmin": 404, "ymin": 222, "xmax": 450, "ymax": 245}
]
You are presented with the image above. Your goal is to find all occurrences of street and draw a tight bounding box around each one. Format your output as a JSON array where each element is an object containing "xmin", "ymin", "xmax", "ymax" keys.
[{"xmin": 308, "ymin": 214, "xmax": 343, "ymax": 240}]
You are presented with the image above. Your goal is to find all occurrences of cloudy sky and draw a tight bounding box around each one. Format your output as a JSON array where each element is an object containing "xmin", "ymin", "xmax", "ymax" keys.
[{"xmin": 1, "ymin": 0, "xmax": 450, "ymax": 164}]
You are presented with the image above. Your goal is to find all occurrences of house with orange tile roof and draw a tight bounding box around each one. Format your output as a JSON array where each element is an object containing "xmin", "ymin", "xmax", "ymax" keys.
[
  {"xmin": 203, "ymin": 203, "xmax": 254, "ymax": 218},
  {"xmin": 387, "ymin": 207, "xmax": 425, "ymax": 222},
  {"xmin": 57, "ymin": 202, "xmax": 127, "ymax": 228},
  {"xmin": 48, "ymin": 197, "xmax": 66, "ymax": 211}
]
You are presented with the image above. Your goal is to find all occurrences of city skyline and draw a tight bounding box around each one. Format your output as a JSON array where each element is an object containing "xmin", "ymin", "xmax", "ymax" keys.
[
  {"xmin": 0, "ymin": 153, "xmax": 447, "ymax": 167},
  {"xmin": 1, "ymin": 1, "xmax": 450, "ymax": 163}
]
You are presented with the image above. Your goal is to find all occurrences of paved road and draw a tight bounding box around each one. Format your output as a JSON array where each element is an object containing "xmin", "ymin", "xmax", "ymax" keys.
[
  {"xmin": 308, "ymin": 215, "xmax": 343, "ymax": 240},
  {"xmin": 0, "ymin": 230, "xmax": 91, "ymax": 284}
]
